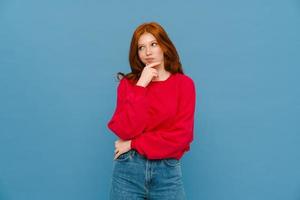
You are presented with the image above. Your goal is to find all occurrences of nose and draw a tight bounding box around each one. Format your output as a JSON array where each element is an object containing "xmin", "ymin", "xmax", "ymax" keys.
[{"xmin": 146, "ymin": 47, "xmax": 152, "ymax": 55}]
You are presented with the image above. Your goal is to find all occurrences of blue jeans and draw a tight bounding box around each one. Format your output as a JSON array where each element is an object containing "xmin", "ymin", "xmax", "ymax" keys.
[{"xmin": 109, "ymin": 149, "xmax": 186, "ymax": 200}]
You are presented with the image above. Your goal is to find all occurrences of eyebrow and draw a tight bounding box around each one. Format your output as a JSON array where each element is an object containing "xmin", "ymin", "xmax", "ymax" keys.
[{"xmin": 138, "ymin": 40, "xmax": 157, "ymax": 46}]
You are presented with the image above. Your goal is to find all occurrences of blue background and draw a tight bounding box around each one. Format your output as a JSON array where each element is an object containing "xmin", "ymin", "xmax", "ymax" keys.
[{"xmin": 1, "ymin": 0, "xmax": 300, "ymax": 199}]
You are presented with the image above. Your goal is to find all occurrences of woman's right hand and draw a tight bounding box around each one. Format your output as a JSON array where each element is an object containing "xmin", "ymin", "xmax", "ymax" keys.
[{"xmin": 136, "ymin": 61, "xmax": 161, "ymax": 87}]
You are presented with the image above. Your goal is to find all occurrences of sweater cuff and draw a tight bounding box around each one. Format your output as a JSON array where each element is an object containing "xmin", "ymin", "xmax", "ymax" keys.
[
  {"xmin": 131, "ymin": 138, "xmax": 137, "ymax": 150},
  {"xmin": 132, "ymin": 85, "xmax": 147, "ymax": 96}
]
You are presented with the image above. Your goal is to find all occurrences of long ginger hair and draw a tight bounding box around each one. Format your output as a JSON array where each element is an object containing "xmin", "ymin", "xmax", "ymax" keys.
[{"xmin": 117, "ymin": 22, "xmax": 183, "ymax": 82}]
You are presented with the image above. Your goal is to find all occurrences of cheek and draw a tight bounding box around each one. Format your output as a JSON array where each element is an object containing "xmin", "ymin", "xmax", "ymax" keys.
[
  {"xmin": 157, "ymin": 49, "xmax": 164, "ymax": 59},
  {"xmin": 137, "ymin": 52, "xmax": 143, "ymax": 60},
  {"xmin": 138, "ymin": 52, "xmax": 146, "ymax": 63},
  {"xmin": 156, "ymin": 48, "xmax": 164, "ymax": 57},
  {"xmin": 138, "ymin": 51, "xmax": 144, "ymax": 58}
]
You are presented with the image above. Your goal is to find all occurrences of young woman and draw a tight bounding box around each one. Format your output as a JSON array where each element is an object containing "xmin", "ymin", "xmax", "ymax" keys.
[{"xmin": 107, "ymin": 22, "xmax": 196, "ymax": 200}]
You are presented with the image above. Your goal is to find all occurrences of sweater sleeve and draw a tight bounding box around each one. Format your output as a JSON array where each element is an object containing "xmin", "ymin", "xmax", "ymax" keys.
[
  {"xmin": 131, "ymin": 77, "xmax": 196, "ymax": 159},
  {"xmin": 107, "ymin": 78, "xmax": 149, "ymax": 140}
]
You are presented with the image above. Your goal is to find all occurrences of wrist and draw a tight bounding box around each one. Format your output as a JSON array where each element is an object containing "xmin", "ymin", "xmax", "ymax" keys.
[
  {"xmin": 130, "ymin": 139, "xmax": 135, "ymax": 150},
  {"xmin": 129, "ymin": 140, "xmax": 132, "ymax": 149},
  {"xmin": 136, "ymin": 81, "xmax": 146, "ymax": 87},
  {"xmin": 136, "ymin": 78, "xmax": 149, "ymax": 87}
]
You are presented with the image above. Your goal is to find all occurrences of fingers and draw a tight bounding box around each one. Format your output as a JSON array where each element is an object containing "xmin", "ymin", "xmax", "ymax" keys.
[
  {"xmin": 114, "ymin": 139, "xmax": 131, "ymax": 160},
  {"xmin": 145, "ymin": 65, "xmax": 158, "ymax": 77},
  {"xmin": 114, "ymin": 148, "xmax": 119, "ymax": 160},
  {"xmin": 145, "ymin": 61, "xmax": 161, "ymax": 68},
  {"xmin": 114, "ymin": 149, "xmax": 125, "ymax": 160},
  {"xmin": 114, "ymin": 153, "xmax": 119, "ymax": 160},
  {"xmin": 114, "ymin": 152, "xmax": 119, "ymax": 160}
]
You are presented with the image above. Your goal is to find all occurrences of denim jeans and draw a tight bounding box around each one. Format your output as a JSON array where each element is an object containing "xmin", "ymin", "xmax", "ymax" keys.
[{"xmin": 109, "ymin": 149, "xmax": 186, "ymax": 200}]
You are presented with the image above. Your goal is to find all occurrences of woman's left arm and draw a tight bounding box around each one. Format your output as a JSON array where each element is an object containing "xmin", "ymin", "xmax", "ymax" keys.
[{"xmin": 131, "ymin": 78, "xmax": 196, "ymax": 159}]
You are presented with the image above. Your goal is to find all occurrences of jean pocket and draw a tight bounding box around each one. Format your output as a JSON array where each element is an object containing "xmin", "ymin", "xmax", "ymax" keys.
[
  {"xmin": 116, "ymin": 151, "xmax": 131, "ymax": 162},
  {"xmin": 163, "ymin": 158, "xmax": 180, "ymax": 167}
]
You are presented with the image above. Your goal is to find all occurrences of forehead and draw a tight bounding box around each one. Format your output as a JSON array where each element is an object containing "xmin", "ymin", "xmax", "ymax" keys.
[{"xmin": 138, "ymin": 33, "xmax": 157, "ymax": 45}]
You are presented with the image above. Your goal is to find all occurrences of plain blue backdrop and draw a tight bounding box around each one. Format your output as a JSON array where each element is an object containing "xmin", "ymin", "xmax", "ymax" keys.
[{"xmin": 1, "ymin": 0, "xmax": 300, "ymax": 199}]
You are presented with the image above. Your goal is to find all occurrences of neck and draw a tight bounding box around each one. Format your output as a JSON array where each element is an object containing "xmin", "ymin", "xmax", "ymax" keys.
[{"xmin": 152, "ymin": 67, "xmax": 171, "ymax": 81}]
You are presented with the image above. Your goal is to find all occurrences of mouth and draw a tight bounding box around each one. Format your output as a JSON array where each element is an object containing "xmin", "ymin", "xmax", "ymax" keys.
[{"xmin": 145, "ymin": 58, "xmax": 155, "ymax": 63}]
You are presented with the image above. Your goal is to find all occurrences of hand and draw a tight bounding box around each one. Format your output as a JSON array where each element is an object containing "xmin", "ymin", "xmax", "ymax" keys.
[
  {"xmin": 114, "ymin": 139, "xmax": 132, "ymax": 160},
  {"xmin": 136, "ymin": 61, "xmax": 161, "ymax": 87}
]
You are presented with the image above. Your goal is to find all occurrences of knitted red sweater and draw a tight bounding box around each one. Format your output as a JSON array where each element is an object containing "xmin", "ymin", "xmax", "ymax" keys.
[{"xmin": 107, "ymin": 73, "xmax": 196, "ymax": 160}]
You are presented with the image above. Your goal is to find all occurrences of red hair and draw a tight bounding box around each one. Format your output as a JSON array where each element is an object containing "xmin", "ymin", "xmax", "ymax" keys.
[{"xmin": 117, "ymin": 22, "xmax": 183, "ymax": 82}]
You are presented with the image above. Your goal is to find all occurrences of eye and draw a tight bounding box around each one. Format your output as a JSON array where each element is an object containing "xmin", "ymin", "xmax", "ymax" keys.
[
  {"xmin": 151, "ymin": 42, "xmax": 158, "ymax": 46},
  {"xmin": 138, "ymin": 46, "xmax": 145, "ymax": 51}
]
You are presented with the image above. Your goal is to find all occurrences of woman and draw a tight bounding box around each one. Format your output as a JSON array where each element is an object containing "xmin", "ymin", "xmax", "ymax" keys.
[{"xmin": 107, "ymin": 22, "xmax": 196, "ymax": 200}]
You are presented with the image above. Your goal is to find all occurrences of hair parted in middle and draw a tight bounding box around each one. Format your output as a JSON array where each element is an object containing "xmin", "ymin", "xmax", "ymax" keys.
[{"xmin": 117, "ymin": 22, "xmax": 184, "ymax": 82}]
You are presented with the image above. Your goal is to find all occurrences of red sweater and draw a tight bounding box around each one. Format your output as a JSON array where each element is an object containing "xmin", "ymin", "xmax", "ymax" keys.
[{"xmin": 107, "ymin": 73, "xmax": 196, "ymax": 160}]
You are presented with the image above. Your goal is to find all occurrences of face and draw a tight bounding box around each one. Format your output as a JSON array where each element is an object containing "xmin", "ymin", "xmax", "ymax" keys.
[{"xmin": 137, "ymin": 33, "xmax": 164, "ymax": 66}]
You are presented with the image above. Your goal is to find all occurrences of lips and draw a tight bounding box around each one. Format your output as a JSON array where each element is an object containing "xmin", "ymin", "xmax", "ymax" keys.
[{"xmin": 145, "ymin": 58, "xmax": 155, "ymax": 63}]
